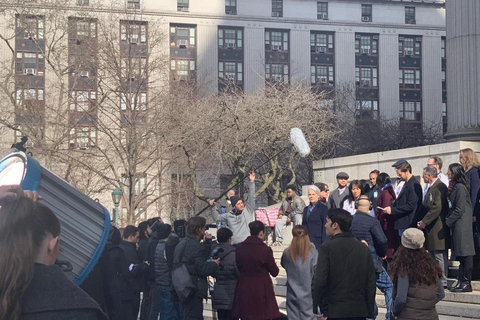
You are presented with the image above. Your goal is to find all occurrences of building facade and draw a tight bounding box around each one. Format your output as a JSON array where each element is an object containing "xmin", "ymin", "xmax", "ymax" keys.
[{"xmin": 0, "ymin": 0, "xmax": 446, "ymax": 222}]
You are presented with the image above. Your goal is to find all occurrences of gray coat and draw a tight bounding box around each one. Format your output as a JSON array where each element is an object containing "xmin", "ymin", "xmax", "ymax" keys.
[
  {"xmin": 212, "ymin": 243, "xmax": 239, "ymax": 310},
  {"xmin": 281, "ymin": 244, "xmax": 318, "ymax": 320},
  {"xmin": 278, "ymin": 194, "xmax": 306, "ymax": 221},
  {"xmin": 446, "ymin": 183, "xmax": 475, "ymax": 257},
  {"xmin": 211, "ymin": 181, "xmax": 256, "ymax": 244},
  {"xmin": 328, "ymin": 188, "xmax": 349, "ymax": 209}
]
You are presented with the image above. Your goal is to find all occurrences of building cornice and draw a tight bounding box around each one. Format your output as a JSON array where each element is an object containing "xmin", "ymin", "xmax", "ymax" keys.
[{"xmin": 0, "ymin": 2, "xmax": 445, "ymax": 32}]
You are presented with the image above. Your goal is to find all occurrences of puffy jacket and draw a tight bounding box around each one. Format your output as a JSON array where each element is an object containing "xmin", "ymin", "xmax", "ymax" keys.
[
  {"xmin": 212, "ymin": 243, "xmax": 239, "ymax": 310},
  {"xmin": 154, "ymin": 240, "xmax": 170, "ymax": 286},
  {"xmin": 173, "ymin": 235, "xmax": 219, "ymax": 298},
  {"xmin": 119, "ymin": 240, "xmax": 147, "ymax": 293}
]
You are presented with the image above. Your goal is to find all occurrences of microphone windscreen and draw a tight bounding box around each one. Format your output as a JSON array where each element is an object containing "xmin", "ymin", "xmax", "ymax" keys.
[{"xmin": 290, "ymin": 128, "xmax": 311, "ymax": 157}]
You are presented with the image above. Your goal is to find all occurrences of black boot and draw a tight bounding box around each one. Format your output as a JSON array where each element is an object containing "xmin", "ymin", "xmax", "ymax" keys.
[
  {"xmin": 451, "ymin": 277, "xmax": 472, "ymax": 292},
  {"xmin": 449, "ymin": 278, "xmax": 463, "ymax": 292}
]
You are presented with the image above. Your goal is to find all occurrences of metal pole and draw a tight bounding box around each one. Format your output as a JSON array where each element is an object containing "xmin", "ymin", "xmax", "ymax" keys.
[{"xmin": 114, "ymin": 205, "xmax": 119, "ymax": 226}]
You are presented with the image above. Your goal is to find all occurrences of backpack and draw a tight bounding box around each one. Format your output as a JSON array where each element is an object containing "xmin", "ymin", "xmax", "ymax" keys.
[{"xmin": 171, "ymin": 238, "xmax": 196, "ymax": 302}]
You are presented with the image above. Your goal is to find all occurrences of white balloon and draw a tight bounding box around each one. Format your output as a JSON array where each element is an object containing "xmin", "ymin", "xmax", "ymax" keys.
[{"xmin": 290, "ymin": 128, "xmax": 311, "ymax": 157}]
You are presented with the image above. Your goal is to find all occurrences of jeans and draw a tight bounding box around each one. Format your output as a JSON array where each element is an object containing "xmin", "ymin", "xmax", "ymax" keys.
[
  {"xmin": 274, "ymin": 214, "xmax": 302, "ymax": 243},
  {"xmin": 376, "ymin": 267, "xmax": 393, "ymax": 320},
  {"xmin": 149, "ymin": 284, "xmax": 176, "ymax": 320}
]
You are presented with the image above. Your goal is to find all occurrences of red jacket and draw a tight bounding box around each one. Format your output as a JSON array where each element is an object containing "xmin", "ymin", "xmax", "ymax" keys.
[
  {"xmin": 233, "ymin": 236, "xmax": 281, "ymax": 319},
  {"xmin": 376, "ymin": 185, "xmax": 400, "ymax": 258}
]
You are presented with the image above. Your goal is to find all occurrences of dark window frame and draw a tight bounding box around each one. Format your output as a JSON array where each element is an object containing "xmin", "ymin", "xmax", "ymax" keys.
[
  {"xmin": 177, "ymin": 0, "xmax": 189, "ymax": 11},
  {"xmin": 265, "ymin": 63, "xmax": 289, "ymax": 84},
  {"xmin": 170, "ymin": 24, "xmax": 196, "ymax": 48},
  {"xmin": 219, "ymin": 61, "xmax": 243, "ymax": 83},
  {"xmin": 272, "ymin": 0, "xmax": 283, "ymax": 17},
  {"xmin": 355, "ymin": 34, "xmax": 379, "ymax": 55},
  {"xmin": 265, "ymin": 29, "xmax": 289, "ymax": 51},
  {"xmin": 218, "ymin": 27, "xmax": 243, "ymax": 49},
  {"xmin": 225, "ymin": 0, "xmax": 237, "ymax": 15},
  {"xmin": 120, "ymin": 21, "xmax": 148, "ymax": 44},
  {"xmin": 69, "ymin": 126, "xmax": 97, "ymax": 149},
  {"xmin": 355, "ymin": 66, "xmax": 378, "ymax": 87},
  {"xmin": 398, "ymin": 36, "xmax": 422, "ymax": 57},
  {"xmin": 16, "ymin": 51, "xmax": 45, "ymax": 74},
  {"xmin": 310, "ymin": 31, "xmax": 334, "ymax": 53},
  {"xmin": 399, "ymin": 68, "xmax": 421, "ymax": 89},
  {"xmin": 361, "ymin": 4, "xmax": 372, "ymax": 22},
  {"xmin": 399, "ymin": 100, "xmax": 422, "ymax": 123},
  {"xmin": 355, "ymin": 100, "xmax": 379, "ymax": 120},
  {"xmin": 311, "ymin": 64, "xmax": 334, "ymax": 85},
  {"xmin": 16, "ymin": 15, "xmax": 45, "ymax": 40},
  {"xmin": 405, "ymin": 6, "xmax": 416, "ymax": 24},
  {"xmin": 317, "ymin": 2, "xmax": 328, "ymax": 20}
]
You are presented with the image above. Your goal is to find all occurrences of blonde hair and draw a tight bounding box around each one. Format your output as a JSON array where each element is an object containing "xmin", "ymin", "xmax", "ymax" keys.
[
  {"xmin": 288, "ymin": 225, "xmax": 312, "ymax": 265},
  {"xmin": 460, "ymin": 148, "xmax": 480, "ymax": 172}
]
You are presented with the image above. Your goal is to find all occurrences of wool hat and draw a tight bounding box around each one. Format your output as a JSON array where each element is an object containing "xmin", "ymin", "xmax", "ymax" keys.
[
  {"xmin": 392, "ymin": 159, "xmax": 407, "ymax": 168},
  {"xmin": 336, "ymin": 172, "xmax": 349, "ymax": 179},
  {"xmin": 156, "ymin": 223, "xmax": 172, "ymax": 239},
  {"xmin": 401, "ymin": 228, "xmax": 425, "ymax": 250},
  {"xmin": 230, "ymin": 196, "xmax": 242, "ymax": 207}
]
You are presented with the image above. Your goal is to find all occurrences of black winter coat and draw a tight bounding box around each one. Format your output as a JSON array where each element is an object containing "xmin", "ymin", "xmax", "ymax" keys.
[
  {"xmin": 391, "ymin": 176, "xmax": 422, "ymax": 230},
  {"xmin": 212, "ymin": 243, "xmax": 239, "ymax": 310},
  {"xmin": 154, "ymin": 240, "xmax": 170, "ymax": 286},
  {"xmin": 302, "ymin": 202, "xmax": 329, "ymax": 250},
  {"xmin": 21, "ymin": 264, "xmax": 107, "ymax": 320},
  {"xmin": 173, "ymin": 235, "xmax": 219, "ymax": 299},
  {"xmin": 166, "ymin": 233, "xmax": 180, "ymax": 272},
  {"xmin": 351, "ymin": 210, "xmax": 388, "ymax": 273},
  {"xmin": 119, "ymin": 240, "xmax": 147, "ymax": 293},
  {"xmin": 146, "ymin": 237, "xmax": 159, "ymax": 283},
  {"xmin": 312, "ymin": 232, "xmax": 376, "ymax": 319}
]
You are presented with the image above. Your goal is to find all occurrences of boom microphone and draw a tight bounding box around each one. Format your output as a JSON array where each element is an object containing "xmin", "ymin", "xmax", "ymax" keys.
[
  {"xmin": 290, "ymin": 128, "xmax": 311, "ymax": 158},
  {"xmin": 195, "ymin": 127, "xmax": 311, "ymax": 216}
]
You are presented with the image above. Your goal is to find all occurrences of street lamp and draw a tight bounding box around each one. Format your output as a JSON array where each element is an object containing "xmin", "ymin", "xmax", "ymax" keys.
[{"xmin": 111, "ymin": 187, "xmax": 123, "ymax": 226}]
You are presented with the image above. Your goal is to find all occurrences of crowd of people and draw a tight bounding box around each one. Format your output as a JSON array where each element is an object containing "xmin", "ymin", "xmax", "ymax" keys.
[{"xmin": 1, "ymin": 148, "xmax": 480, "ymax": 320}]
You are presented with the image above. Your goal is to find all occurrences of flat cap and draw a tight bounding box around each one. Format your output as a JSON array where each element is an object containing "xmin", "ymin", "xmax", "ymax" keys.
[
  {"xmin": 392, "ymin": 159, "xmax": 407, "ymax": 168},
  {"xmin": 336, "ymin": 172, "xmax": 349, "ymax": 179}
]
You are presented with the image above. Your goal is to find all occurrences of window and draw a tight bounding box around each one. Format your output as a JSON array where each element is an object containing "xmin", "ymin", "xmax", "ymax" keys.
[
  {"xmin": 265, "ymin": 30, "xmax": 289, "ymax": 51},
  {"xmin": 127, "ymin": 0, "xmax": 140, "ymax": 9},
  {"xmin": 121, "ymin": 57, "xmax": 147, "ymax": 80},
  {"xmin": 311, "ymin": 65, "xmax": 334, "ymax": 85},
  {"xmin": 361, "ymin": 4, "xmax": 372, "ymax": 22},
  {"xmin": 272, "ymin": 0, "xmax": 283, "ymax": 17},
  {"xmin": 266, "ymin": 63, "xmax": 289, "ymax": 83},
  {"xmin": 120, "ymin": 92, "xmax": 147, "ymax": 111},
  {"xmin": 399, "ymin": 69, "xmax": 421, "ymax": 89},
  {"xmin": 69, "ymin": 18, "xmax": 97, "ymax": 40},
  {"xmin": 16, "ymin": 88, "xmax": 44, "ymax": 107},
  {"xmin": 310, "ymin": 32, "xmax": 334, "ymax": 52},
  {"xmin": 355, "ymin": 67, "xmax": 378, "ymax": 87},
  {"xmin": 122, "ymin": 174, "xmax": 147, "ymax": 195},
  {"xmin": 405, "ymin": 7, "xmax": 416, "ymax": 24},
  {"xmin": 70, "ymin": 90, "xmax": 96, "ymax": 112},
  {"xmin": 219, "ymin": 61, "xmax": 243, "ymax": 82},
  {"xmin": 317, "ymin": 2, "xmax": 328, "ymax": 20},
  {"xmin": 442, "ymin": 102, "xmax": 447, "ymax": 133},
  {"xmin": 225, "ymin": 0, "xmax": 237, "ymax": 15},
  {"xmin": 16, "ymin": 52, "xmax": 45, "ymax": 74},
  {"xmin": 356, "ymin": 100, "xmax": 378, "ymax": 119},
  {"xmin": 170, "ymin": 25, "xmax": 196, "ymax": 47},
  {"xmin": 398, "ymin": 36, "xmax": 421, "ymax": 57},
  {"xmin": 14, "ymin": 124, "xmax": 42, "ymax": 147},
  {"xmin": 170, "ymin": 59, "xmax": 195, "ymax": 80},
  {"xmin": 400, "ymin": 101, "xmax": 422, "ymax": 122},
  {"xmin": 442, "ymin": 70, "xmax": 446, "ymax": 90},
  {"xmin": 441, "ymin": 37, "xmax": 446, "ymax": 59},
  {"xmin": 69, "ymin": 126, "xmax": 96, "ymax": 149},
  {"xmin": 218, "ymin": 28, "xmax": 243, "ymax": 49},
  {"xmin": 177, "ymin": 0, "xmax": 189, "ymax": 11},
  {"xmin": 16, "ymin": 15, "xmax": 44, "ymax": 40},
  {"xmin": 76, "ymin": 0, "xmax": 89, "ymax": 5},
  {"xmin": 120, "ymin": 21, "xmax": 147, "ymax": 43},
  {"xmin": 355, "ymin": 34, "xmax": 378, "ymax": 54}
]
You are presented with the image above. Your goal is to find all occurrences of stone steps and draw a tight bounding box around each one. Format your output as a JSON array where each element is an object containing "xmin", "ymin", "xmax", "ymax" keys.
[{"xmin": 271, "ymin": 245, "xmax": 480, "ymax": 319}]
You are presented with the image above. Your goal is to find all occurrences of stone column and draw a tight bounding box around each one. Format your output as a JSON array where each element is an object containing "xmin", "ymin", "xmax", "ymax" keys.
[{"xmin": 445, "ymin": 0, "xmax": 480, "ymax": 141}]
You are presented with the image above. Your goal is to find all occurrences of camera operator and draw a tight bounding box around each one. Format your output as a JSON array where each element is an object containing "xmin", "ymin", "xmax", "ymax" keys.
[{"xmin": 173, "ymin": 217, "xmax": 220, "ymax": 320}]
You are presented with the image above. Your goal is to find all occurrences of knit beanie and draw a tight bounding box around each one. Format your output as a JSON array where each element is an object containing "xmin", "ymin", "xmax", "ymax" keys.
[
  {"xmin": 401, "ymin": 228, "xmax": 425, "ymax": 250},
  {"xmin": 230, "ymin": 196, "xmax": 242, "ymax": 207}
]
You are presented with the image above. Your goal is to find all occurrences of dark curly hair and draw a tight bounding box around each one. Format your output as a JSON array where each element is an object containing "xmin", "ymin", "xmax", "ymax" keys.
[{"xmin": 388, "ymin": 245, "xmax": 442, "ymax": 286}]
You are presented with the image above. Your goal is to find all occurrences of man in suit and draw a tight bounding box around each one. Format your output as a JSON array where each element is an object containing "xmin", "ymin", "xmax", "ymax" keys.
[
  {"xmin": 417, "ymin": 166, "xmax": 450, "ymax": 287},
  {"xmin": 302, "ymin": 185, "xmax": 329, "ymax": 250},
  {"xmin": 273, "ymin": 184, "xmax": 306, "ymax": 246},
  {"xmin": 328, "ymin": 172, "xmax": 350, "ymax": 209},
  {"xmin": 384, "ymin": 159, "xmax": 422, "ymax": 237},
  {"xmin": 423, "ymin": 157, "xmax": 449, "ymax": 200},
  {"xmin": 313, "ymin": 208, "xmax": 376, "ymax": 320}
]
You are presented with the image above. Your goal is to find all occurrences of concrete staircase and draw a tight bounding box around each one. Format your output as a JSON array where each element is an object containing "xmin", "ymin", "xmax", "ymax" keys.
[{"xmin": 203, "ymin": 245, "xmax": 480, "ymax": 319}]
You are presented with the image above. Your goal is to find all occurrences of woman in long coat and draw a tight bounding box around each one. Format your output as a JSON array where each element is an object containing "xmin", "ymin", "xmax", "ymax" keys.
[
  {"xmin": 376, "ymin": 173, "xmax": 400, "ymax": 260},
  {"xmin": 281, "ymin": 225, "xmax": 318, "ymax": 320},
  {"xmin": 302, "ymin": 185, "xmax": 328, "ymax": 250},
  {"xmin": 446, "ymin": 163, "xmax": 476, "ymax": 292},
  {"xmin": 233, "ymin": 221, "xmax": 281, "ymax": 320}
]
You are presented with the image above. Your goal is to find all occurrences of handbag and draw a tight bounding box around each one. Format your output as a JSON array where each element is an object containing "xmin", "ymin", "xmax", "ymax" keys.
[{"xmin": 172, "ymin": 238, "xmax": 197, "ymax": 302}]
